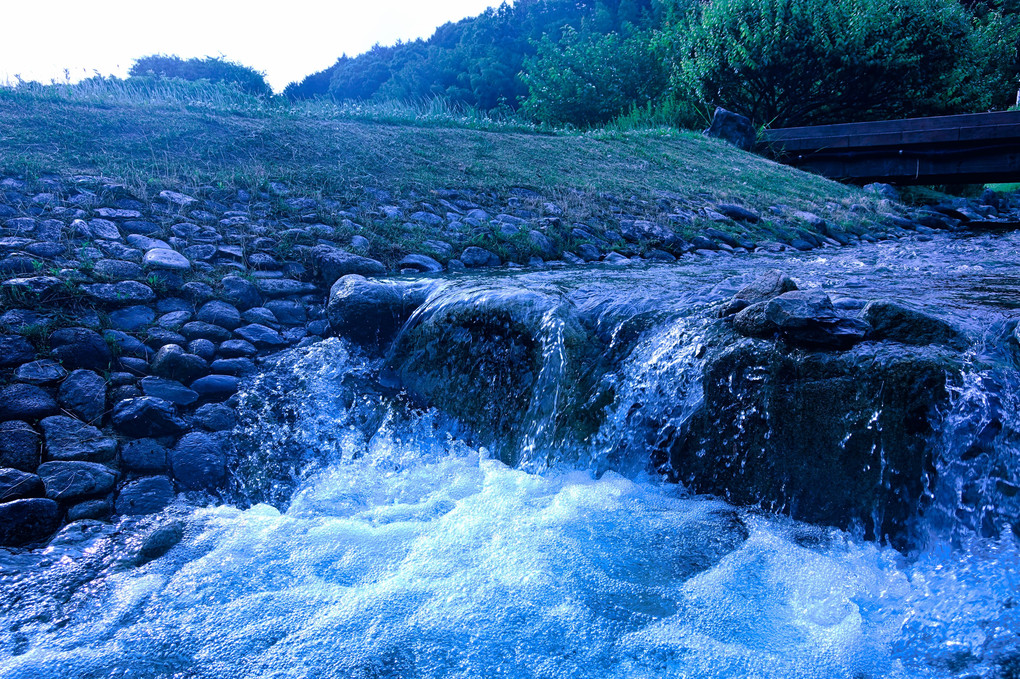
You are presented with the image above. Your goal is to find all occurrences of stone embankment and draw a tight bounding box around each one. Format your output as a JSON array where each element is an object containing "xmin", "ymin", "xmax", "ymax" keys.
[{"xmin": 1, "ymin": 172, "xmax": 1018, "ymax": 548}]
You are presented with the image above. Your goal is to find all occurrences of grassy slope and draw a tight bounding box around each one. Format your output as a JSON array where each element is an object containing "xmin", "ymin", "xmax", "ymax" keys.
[{"xmin": 0, "ymin": 95, "xmax": 865, "ymax": 216}]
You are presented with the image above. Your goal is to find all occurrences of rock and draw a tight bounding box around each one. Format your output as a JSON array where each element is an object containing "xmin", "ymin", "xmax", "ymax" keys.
[
  {"xmin": 243, "ymin": 307, "xmax": 278, "ymax": 327},
  {"xmin": 50, "ymin": 327, "xmax": 112, "ymax": 371},
  {"xmin": 85, "ymin": 218, "xmax": 122, "ymax": 240},
  {"xmin": 577, "ymin": 243, "xmax": 601, "ymax": 262},
  {"xmin": 704, "ymin": 107, "xmax": 756, "ymax": 150},
  {"xmin": 138, "ymin": 520, "xmax": 185, "ymax": 562},
  {"xmin": 81, "ymin": 281, "xmax": 155, "ymax": 306},
  {"xmin": 38, "ymin": 460, "xmax": 117, "ymax": 502},
  {"xmin": 58, "ymin": 369, "xmax": 107, "ymax": 424},
  {"xmin": 326, "ymin": 275, "xmax": 431, "ymax": 350},
  {"xmin": 0, "ymin": 421, "xmax": 40, "ymax": 471},
  {"xmin": 15, "ymin": 360, "xmax": 67, "ymax": 385},
  {"xmin": 181, "ymin": 321, "xmax": 232, "ymax": 343},
  {"xmin": 716, "ymin": 204, "xmax": 761, "ymax": 223},
  {"xmin": 2, "ymin": 276, "xmax": 61, "ymax": 299},
  {"xmin": 41, "ymin": 415, "xmax": 116, "ymax": 462},
  {"xmin": 193, "ymin": 403, "xmax": 236, "ymax": 432},
  {"xmin": 67, "ymin": 498, "xmax": 113, "ymax": 521},
  {"xmin": 311, "ymin": 246, "xmax": 386, "ymax": 285},
  {"xmin": 104, "ymin": 329, "xmax": 150, "ymax": 359},
  {"xmin": 196, "ymin": 300, "xmax": 242, "ymax": 330},
  {"xmin": 398, "ymin": 254, "xmax": 443, "ymax": 273},
  {"xmin": 0, "ymin": 468, "xmax": 44, "ymax": 502},
  {"xmin": 218, "ymin": 339, "xmax": 257, "ymax": 358},
  {"xmin": 528, "ymin": 230, "xmax": 555, "ymax": 258},
  {"xmin": 115, "ymin": 476, "xmax": 175, "ymax": 515},
  {"xmin": 0, "ymin": 383, "xmax": 58, "ymax": 421},
  {"xmin": 264, "ymin": 300, "xmax": 306, "ymax": 326},
  {"xmin": 670, "ymin": 337, "xmax": 960, "ymax": 548},
  {"xmin": 733, "ymin": 270, "xmax": 798, "ymax": 304},
  {"xmin": 140, "ymin": 377, "xmax": 199, "ymax": 406},
  {"xmin": 150, "ymin": 344, "xmax": 209, "ymax": 382},
  {"xmin": 108, "ymin": 305, "xmax": 155, "ymax": 331},
  {"xmin": 210, "ymin": 358, "xmax": 256, "ymax": 376},
  {"xmin": 620, "ymin": 221, "xmax": 674, "ymax": 243},
  {"xmin": 112, "ymin": 397, "xmax": 186, "ymax": 438},
  {"xmin": 159, "ymin": 190, "xmax": 197, "ymax": 207},
  {"xmin": 864, "ymin": 183, "xmax": 899, "ymax": 201},
  {"xmin": 220, "ymin": 276, "xmax": 262, "ymax": 310},
  {"xmin": 0, "ymin": 335, "xmax": 35, "ymax": 368},
  {"xmin": 190, "ymin": 375, "xmax": 240, "ymax": 400},
  {"xmin": 862, "ymin": 300, "xmax": 968, "ymax": 350},
  {"xmin": 253, "ymin": 278, "xmax": 317, "ymax": 298},
  {"xmin": 741, "ymin": 290, "xmax": 871, "ymax": 349},
  {"xmin": 0, "ymin": 498, "xmax": 61, "ymax": 546},
  {"xmin": 461, "ymin": 246, "xmax": 500, "ymax": 268},
  {"xmin": 120, "ymin": 438, "xmax": 168, "ymax": 472},
  {"xmin": 187, "ymin": 339, "xmax": 216, "ymax": 360},
  {"xmin": 234, "ymin": 323, "xmax": 287, "ymax": 349},
  {"xmin": 170, "ymin": 432, "xmax": 226, "ymax": 491}
]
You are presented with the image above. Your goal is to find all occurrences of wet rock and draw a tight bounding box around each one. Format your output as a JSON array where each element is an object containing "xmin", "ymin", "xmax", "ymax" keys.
[
  {"xmin": 170, "ymin": 432, "xmax": 226, "ymax": 491},
  {"xmin": 398, "ymin": 254, "xmax": 443, "ymax": 273},
  {"xmin": 734, "ymin": 290, "xmax": 870, "ymax": 349},
  {"xmin": 15, "ymin": 360, "xmax": 67, "ymax": 385},
  {"xmin": 140, "ymin": 377, "xmax": 199, "ymax": 406},
  {"xmin": 0, "ymin": 421, "xmax": 40, "ymax": 471},
  {"xmin": 58, "ymin": 369, "xmax": 107, "ymax": 424},
  {"xmin": 670, "ymin": 335, "xmax": 961, "ymax": 548},
  {"xmin": 112, "ymin": 397, "xmax": 187, "ymax": 438},
  {"xmin": 311, "ymin": 246, "xmax": 387, "ymax": 285},
  {"xmin": 264, "ymin": 300, "xmax": 306, "ymax": 326},
  {"xmin": 41, "ymin": 415, "xmax": 116, "ymax": 462},
  {"xmin": 120, "ymin": 438, "xmax": 168, "ymax": 473},
  {"xmin": 733, "ymin": 273, "xmax": 796, "ymax": 309},
  {"xmin": 0, "ymin": 498, "xmax": 61, "ymax": 546},
  {"xmin": 190, "ymin": 375, "xmax": 240, "ymax": 400},
  {"xmin": 150, "ymin": 344, "xmax": 209, "ymax": 382},
  {"xmin": 704, "ymin": 107, "xmax": 755, "ymax": 150},
  {"xmin": 138, "ymin": 520, "xmax": 185, "ymax": 563},
  {"xmin": 461, "ymin": 246, "xmax": 500, "ymax": 268},
  {"xmin": 50, "ymin": 327, "xmax": 112, "ymax": 371},
  {"xmin": 196, "ymin": 300, "xmax": 242, "ymax": 330},
  {"xmin": 0, "ymin": 468, "xmax": 44, "ymax": 502},
  {"xmin": 326, "ymin": 275, "xmax": 431, "ymax": 350},
  {"xmin": 66, "ymin": 498, "xmax": 113, "ymax": 521},
  {"xmin": 863, "ymin": 300, "xmax": 968, "ymax": 350},
  {"xmin": 234, "ymin": 323, "xmax": 287, "ymax": 349},
  {"xmin": 193, "ymin": 403, "xmax": 236, "ymax": 431},
  {"xmin": 38, "ymin": 461, "xmax": 117, "ymax": 502},
  {"xmin": 81, "ymin": 281, "xmax": 155, "ymax": 306},
  {"xmin": 0, "ymin": 335, "xmax": 35, "ymax": 368},
  {"xmin": 0, "ymin": 383, "xmax": 58, "ymax": 421},
  {"xmin": 115, "ymin": 476, "xmax": 175, "ymax": 515}
]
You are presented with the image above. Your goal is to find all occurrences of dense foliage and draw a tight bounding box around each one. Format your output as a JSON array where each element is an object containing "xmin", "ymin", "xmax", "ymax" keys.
[
  {"xmin": 129, "ymin": 55, "xmax": 273, "ymax": 97},
  {"xmin": 287, "ymin": 0, "xmax": 1020, "ymax": 130}
]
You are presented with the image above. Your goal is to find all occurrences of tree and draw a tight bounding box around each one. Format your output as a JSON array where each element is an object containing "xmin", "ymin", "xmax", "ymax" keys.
[{"xmin": 129, "ymin": 55, "xmax": 272, "ymax": 97}]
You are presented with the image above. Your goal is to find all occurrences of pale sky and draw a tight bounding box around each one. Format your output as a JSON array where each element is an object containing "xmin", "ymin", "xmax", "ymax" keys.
[{"xmin": 0, "ymin": 1, "xmax": 507, "ymax": 92}]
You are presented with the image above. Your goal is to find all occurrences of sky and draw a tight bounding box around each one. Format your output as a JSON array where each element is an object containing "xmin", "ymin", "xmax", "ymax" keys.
[{"xmin": 0, "ymin": 0, "xmax": 507, "ymax": 92}]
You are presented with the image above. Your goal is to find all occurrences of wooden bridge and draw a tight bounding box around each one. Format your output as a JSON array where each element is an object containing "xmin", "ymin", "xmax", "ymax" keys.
[{"xmin": 761, "ymin": 110, "xmax": 1020, "ymax": 185}]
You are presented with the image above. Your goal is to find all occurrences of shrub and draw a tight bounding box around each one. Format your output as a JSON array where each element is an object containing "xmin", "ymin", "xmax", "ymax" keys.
[{"xmin": 129, "ymin": 55, "xmax": 272, "ymax": 97}]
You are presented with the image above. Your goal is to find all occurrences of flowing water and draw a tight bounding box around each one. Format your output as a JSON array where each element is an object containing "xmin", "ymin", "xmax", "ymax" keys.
[{"xmin": 3, "ymin": 233, "xmax": 1020, "ymax": 678}]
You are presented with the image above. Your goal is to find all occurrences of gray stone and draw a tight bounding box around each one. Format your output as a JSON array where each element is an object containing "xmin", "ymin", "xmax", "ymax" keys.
[
  {"xmin": 190, "ymin": 375, "xmax": 240, "ymax": 400},
  {"xmin": 158, "ymin": 310, "xmax": 192, "ymax": 330},
  {"xmin": 81, "ymin": 281, "xmax": 155, "ymax": 306},
  {"xmin": 734, "ymin": 270, "xmax": 798, "ymax": 304},
  {"xmin": 327, "ymin": 275, "xmax": 431, "ymax": 350},
  {"xmin": 0, "ymin": 335, "xmax": 36, "ymax": 368},
  {"xmin": 38, "ymin": 460, "xmax": 117, "ymax": 502},
  {"xmin": 461, "ymin": 246, "xmax": 500, "ymax": 268},
  {"xmin": 14, "ymin": 360, "xmax": 67, "ymax": 385},
  {"xmin": 218, "ymin": 339, "xmax": 257, "ymax": 358},
  {"xmin": 170, "ymin": 432, "xmax": 226, "ymax": 491},
  {"xmin": 103, "ymin": 330, "xmax": 150, "ymax": 359},
  {"xmin": 58, "ymin": 369, "xmax": 107, "ymax": 424},
  {"xmin": 2, "ymin": 276, "xmax": 61, "ymax": 298},
  {"xmin": 0, "ymin": 383, "xmax": 58, "ymax": 421},
  {"xmin": 41, "ymin": 415, "xmax": 115, "ymax": 462},
  {"xmin": 234, "ymin": 323, "xmax": 287, "ymax": 349},
  {"xmin": 181, "ymin": 321, "xmax": 232, "ymax": 343},
  {"xmin": 193, "ymin": 403, "xmax": 236, "ymax": 432},
  {"xmin": 196, "ymin": 300, "xmax": 242, "ymax": 330},
  {"xmin": 210, "ymin": 358, "xmax": 256, "ymax": 376},
  {"xmin": 112, "ymin": 397, "xmax": 186, "ymax": 438},
  {"xmin": 127, "ymin": 234, "xmax": 171, "ymax": 250},
  {"xmin": 140, "ymin": 377, "xmax": 199, "ymax": 406},
  {"xmin": 159, "ymin": 190, "xmax": 197, "ymax": 207},
  {"xmin": 120, "ymin": 438, "xmax": 168, "ymax": 473},
  {"xmin": 762, "ymin": 290, "xmax": 872, "ymax": 349},
  {"xmin": 242, "ymin": 307, "xmax": 278, "ymax": 326},
  {"xmin": 253, "ymin": 278, "xmax": 316, "ymax": 298},
  {"xmin": 0, "ymin": 498, "xmax": 61, "ymax": 546},
  {"xmin": 704, "ymin": 107, "xmax": 755, "ymax": 150},
  {"xmin": 109, "ymin": 305, "xmax": 155, "ymax": 331},
  {"xmin": 716, "ymin": 204, "xmax": 761, "ymax": 223},
  {"xmin": 264, "ymin": 300, "xmax": 306, "ymax": 325},
  {"xmin": 150, "ymin": 344, "xmax": 208, "ymax": 382},
  {"xmin": 187, "ymin": 338, "xmax": 216, "ymax": 360},
  {"xmin": 220, "ymin": 276, "xmax": 261, "ymax": 310},
  {"xmin": 0, "ymin": 420, "xmax": 40, "ymax": 471},
  {"xmin": 863, "ymin": 300, "xmax": 968, "ymax": 350},
  {"xmin": 398, "ymin": 254, "xmax": 443, "ymax": 273},
  {"xmin": 0, "ymin": 468, "xmax": 44, "ymax": 502},
  {"xmin": 50, "ymin": 327, "xmax": 112, "ymax": 371},
  {"xmin": 86, "ymin": 218, "xmax": 122, "ymax": 240},
  {"xmin": 92, "ymin": 258, "xmax": 143, "ymax": 280},
  {"xmin": 528, "ymin": 230, "xmax": 554, "ymax": 257},
  {"xmin": 115, "ymin": 476, "xmax": 175, "ymax": 515},
  {"xmin": 67, "ymin": 498, "xmax": 113, "ymax": 521}
]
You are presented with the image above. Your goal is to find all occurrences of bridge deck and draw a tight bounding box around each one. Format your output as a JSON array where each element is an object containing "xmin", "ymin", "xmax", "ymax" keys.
[{"xmin": 761, "ymin": 111, "xmax": 1020, "ymax": 185}]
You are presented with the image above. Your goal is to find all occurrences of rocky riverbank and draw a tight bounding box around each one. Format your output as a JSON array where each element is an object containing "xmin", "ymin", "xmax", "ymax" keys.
[{"xmin": 2, "ymin": 171, "xmax": 1019, "ymax": 550}]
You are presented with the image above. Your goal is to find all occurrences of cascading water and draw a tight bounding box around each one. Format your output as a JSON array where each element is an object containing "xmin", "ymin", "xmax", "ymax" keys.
[{"xmin": 2, "ymin": 233, "xmax": 1020, "ymax": 678}]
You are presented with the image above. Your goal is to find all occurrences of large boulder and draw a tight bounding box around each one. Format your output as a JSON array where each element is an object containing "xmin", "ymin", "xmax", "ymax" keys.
[
  {"xmin": 326, "ymin": 275, "xmax": 432, "ymax": 351},
  {"xmin": 668, "ymin": 334, "xmax": 961, "ymax": 548},
  {"xmin": 862, "ymin": 300, "xmax": 968, "ymax": 350},
  {"xmin": 704, "ymin": 107, "xmax": 756, "ymax": 151},
  {"xmin": 732, "ymin": 290, "xmax": 871, "ymax": 350}
]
